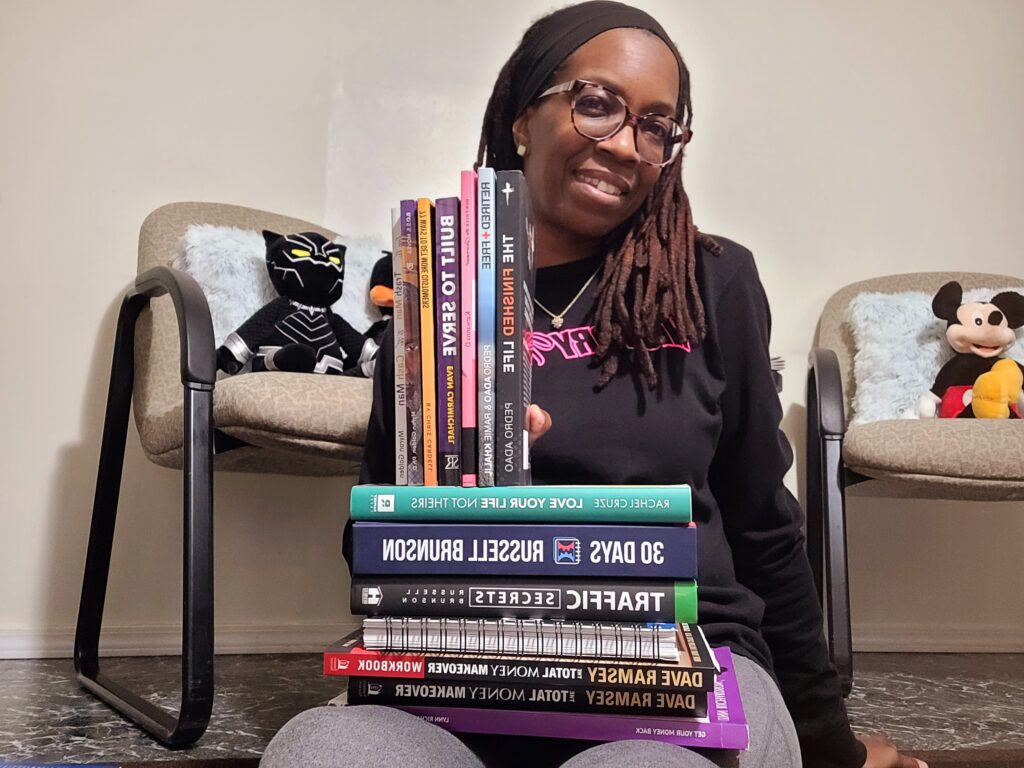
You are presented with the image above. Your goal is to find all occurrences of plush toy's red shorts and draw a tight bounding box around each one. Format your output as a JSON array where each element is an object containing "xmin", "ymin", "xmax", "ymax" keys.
[{"xmin": 941, "ymin": 385, "xmax": 1021, "ymax": 418}]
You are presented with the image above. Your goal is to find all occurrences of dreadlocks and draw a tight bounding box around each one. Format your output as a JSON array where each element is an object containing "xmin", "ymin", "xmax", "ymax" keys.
[{"xmin": 475, "ymin": 4, "xmax": 720, "ymax": 390}]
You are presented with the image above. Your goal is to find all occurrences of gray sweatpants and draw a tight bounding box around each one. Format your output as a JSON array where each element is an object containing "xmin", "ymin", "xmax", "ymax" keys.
[{"xmin": 260, "ymin": 655, "xmax": 801, "ymax": 767}]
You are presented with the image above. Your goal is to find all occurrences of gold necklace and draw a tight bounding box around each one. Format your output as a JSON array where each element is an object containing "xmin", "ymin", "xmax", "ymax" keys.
[{"xmin": 533, "ymin": 268, "xmax": 600, "ymax": 330}]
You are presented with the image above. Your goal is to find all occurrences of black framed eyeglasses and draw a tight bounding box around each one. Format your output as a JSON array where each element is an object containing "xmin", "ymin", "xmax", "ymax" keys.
[{"xmin": 535, "ymin": 79, "xmax": 689, "ymax": 167}]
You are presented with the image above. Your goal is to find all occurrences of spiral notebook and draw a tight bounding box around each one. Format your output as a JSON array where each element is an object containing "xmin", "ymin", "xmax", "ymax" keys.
[{"xmin": 361, "ymin": 618, "xmax": 696, "ymax": 661}]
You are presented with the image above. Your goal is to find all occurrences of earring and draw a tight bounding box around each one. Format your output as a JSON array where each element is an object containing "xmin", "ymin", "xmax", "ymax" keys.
[{"xmin": 516, "ymin": 144, "xmax": 528, "ymax": 157}]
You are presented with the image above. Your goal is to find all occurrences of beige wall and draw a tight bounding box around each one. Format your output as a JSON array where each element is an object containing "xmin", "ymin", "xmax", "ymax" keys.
[
  {"xmin": 0, "ymin": 0, "xmax": 354, "ymax": 656},
  {"xmin": 1, "ymin": 0, "xmax": 1021, "ymax": 658}
]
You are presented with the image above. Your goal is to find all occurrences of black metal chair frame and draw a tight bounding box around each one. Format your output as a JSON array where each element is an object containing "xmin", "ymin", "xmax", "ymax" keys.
[
  {"xmin": 805, "ymin": 348, "xmax": 873, "ymax": 698},
  {"xmin": 74, "ymin": 266, "xmax": 217, "ymax": 747}
]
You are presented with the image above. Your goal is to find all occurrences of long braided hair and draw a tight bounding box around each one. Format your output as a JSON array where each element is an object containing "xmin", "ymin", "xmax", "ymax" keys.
[{"xmin": 475, "ymin": 14, "xmax": 720, "ymax": 390}]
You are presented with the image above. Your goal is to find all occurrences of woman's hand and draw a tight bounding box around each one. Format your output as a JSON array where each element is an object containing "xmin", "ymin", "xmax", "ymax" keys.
[
  {"xmin": 858, "ymin": 733, "xmax": 928, "ymax": 768},
  {"xmin": 527, "ymin": 404, "xmax": 552, "ymax": 447}
]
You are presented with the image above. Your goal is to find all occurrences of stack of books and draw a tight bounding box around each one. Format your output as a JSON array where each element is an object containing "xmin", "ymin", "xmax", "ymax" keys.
[
  {"xmin": 388, "ymin": 168, "xmax": 533, "ymax": 489},
  {"xmin": 330, "ymin": 169, "xmax": 748, "ymax": 750}
]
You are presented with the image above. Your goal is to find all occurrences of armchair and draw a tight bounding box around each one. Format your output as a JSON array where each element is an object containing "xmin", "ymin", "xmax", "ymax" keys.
[
  {"xmin": 805, "ymin": 271, "xmax": 1024, "ymax": 697},
  {"xmin": 74, "ymin": 202, "xmax": 373, "ymax": 746}
]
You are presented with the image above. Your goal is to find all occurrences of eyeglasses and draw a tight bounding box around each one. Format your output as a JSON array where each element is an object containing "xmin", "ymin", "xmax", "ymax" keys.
[{"xmin": 535, "ymin": 79, "xmax": 689, "ymax": 167}]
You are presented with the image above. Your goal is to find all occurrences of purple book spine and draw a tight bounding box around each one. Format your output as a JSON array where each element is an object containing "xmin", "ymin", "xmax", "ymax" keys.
[
  {"xmin": 434, "ymin": 197, "xmax": 462, "ymax": 486},
  {"xmin": 394, "ymin": 647, "xmax": 748, "ymax": 750},
  {"xmin": 400, "ymin": 200, "xmax": 424, "ymax": 485}
]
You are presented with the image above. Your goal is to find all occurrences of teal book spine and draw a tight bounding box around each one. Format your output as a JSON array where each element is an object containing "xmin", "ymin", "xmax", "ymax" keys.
[{"xmin": 350, "ymin": 484, "xmax": 691, "ymax": 523}]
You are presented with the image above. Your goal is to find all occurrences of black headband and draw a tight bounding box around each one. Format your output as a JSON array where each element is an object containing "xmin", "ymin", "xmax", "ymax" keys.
[{"xmin": 512, "ymin": 1, "xmax": 685, "ymax": 120}]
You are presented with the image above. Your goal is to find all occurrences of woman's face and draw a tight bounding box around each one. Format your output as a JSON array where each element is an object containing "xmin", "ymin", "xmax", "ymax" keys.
[{"xmin": 513, "ymin": 28, "xmax": 680, "ymax": 258}]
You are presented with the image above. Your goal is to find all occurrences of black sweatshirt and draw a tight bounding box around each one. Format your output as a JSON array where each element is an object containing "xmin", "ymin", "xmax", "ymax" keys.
[{"xmin": 359, "ymin": 237, "xmax": 866, "ymax": 768}]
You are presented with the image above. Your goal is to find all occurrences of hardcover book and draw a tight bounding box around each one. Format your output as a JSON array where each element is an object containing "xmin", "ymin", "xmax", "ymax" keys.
[
  {"xmin": 493, "ymin": 169, "xmax": 535, "ymax": 486},
  {"xmin": 349, "ymin": 484, "xmax": 692, "ymax": 523},
  {"xmin": 434, "ymin": 196, "xmax": 462, "ymax": 486},
  {"xmin": 348, "ymin": 576, "xmax": 697, "ymax": 624},
  {"xmin": 475, "ymin": 167, "xmax": 497, "ymax": 486},
  {"xmin": 390, "ymin": 207, "xmax": 408, "ymax": 485},
  {"xmin": 417, "ymin": 198, "xmax": 438, "ymax": 485},
  {"xmin": 348, "ymin": 522, "xmax": 697, "ymax": 579},
  {"xmin": 460, "ymin": 170, "xmax": 478, "ymax": 486},
  {"xmin": 390, "ymin": 647, "xmax": 748, "ymax": 750},
  {"xmin": 398, "ymin": 200, "xmax": 424, "ymax": 485}
]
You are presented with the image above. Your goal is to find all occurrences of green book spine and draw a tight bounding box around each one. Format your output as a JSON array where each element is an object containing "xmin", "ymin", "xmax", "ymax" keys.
[
  {"xmin": 675, "ymin": 580, "xmax": 698, "ymax": 624},
  {"xmin": 349, "ymin": 484, "xmax": 691, "ymax": 523}
]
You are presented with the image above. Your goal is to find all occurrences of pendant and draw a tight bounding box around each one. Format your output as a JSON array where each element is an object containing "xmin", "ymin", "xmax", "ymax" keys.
[{"xmin": 551, "ymin": 316, "xmax": 564, "ymax": 330}]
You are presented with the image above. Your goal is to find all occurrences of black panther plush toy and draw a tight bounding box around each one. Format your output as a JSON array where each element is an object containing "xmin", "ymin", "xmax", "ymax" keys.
[{"xmin": 216, "ymin": 230, "xmax": 379, "ymax": 377}]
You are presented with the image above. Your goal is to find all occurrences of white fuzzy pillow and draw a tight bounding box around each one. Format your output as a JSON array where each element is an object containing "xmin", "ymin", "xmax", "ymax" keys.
[
  {"xmin": 848, "ymin": 287, "xmax": 1024, "ymax": 425},
  {"xmin": 173, "ymin": 224, "xmax": 387, "ymax": 347}
]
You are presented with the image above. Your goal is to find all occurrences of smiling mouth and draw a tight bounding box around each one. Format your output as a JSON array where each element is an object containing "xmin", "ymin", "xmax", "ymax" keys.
[
  {"xmin": 576, "ymin": 173, "xmax": 625, "ymax": 197},
  {"xmin": 972, "ymin": 344, "xmax": 999, "ymax": 354}
]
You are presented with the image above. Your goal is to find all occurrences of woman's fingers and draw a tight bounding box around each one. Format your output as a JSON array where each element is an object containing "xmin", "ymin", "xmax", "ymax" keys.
[
  {"xmin": 527, "ymin": 404, "xmax": 552, "ymax": 447},
  {"xmin": 856, "ymin": 734, "xmax": 928, "ymax": 768}
]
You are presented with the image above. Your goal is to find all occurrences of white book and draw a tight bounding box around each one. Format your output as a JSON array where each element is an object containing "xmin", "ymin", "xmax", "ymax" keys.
[{"xmin": 362, "ymin": 617, "xmax": 680, "ymax": 662}]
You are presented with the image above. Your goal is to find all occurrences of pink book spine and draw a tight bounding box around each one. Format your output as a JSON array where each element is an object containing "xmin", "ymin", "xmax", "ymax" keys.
[{"xmin": 459, "ymin": 170, "xmax": 478, "ymax": 486}]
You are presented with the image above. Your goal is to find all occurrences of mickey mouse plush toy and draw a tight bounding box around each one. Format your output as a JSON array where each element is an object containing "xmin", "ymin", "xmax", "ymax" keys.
[{"xmin": 916, "ymin": 281, "xmax": 1024, "ymax": 419}]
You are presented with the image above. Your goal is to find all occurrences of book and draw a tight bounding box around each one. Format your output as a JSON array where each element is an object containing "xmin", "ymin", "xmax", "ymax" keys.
[
  {"xmin": 327, "ymin": 624, "xmax": 714, "ymax": 694},
  {"xmin": 416, "ymin": 199, "xmax": 438, "ymax": 485},
  {"xmin": 475, "ymin": 167, "xmax": 497, "ymax": 486},
  {"xmin": 493, "ymin": 169, "xmax": 535, "ymax": 486},
  {"xmin": 434, "ymin": 196, "xmax": 462, "ymax": 486},
  {"xmin": 460, "ymin": 170, "xmax": 478, "ymax": 487},
  {"xmin": 349, "ymin": 484, "xmax": 692, "ymax": 523},
  {"xmin": 360, "ymin": 617, "xmax": 684, "ymax": 661},
  {"xmin": 347, "ymin": 676, "xmax": 708, "ymax": 718},
  {"xmin": 390, "ymin": 207, "xmax": 408, "ymax": 485},
  {"xmin": 348, "ymin": 576, "xmax": 698, "ymax": 624},
  {"xmin": 390, "ymin": 647, "xmax": 748, "ymax": 750},
  {"xmin": 398, "ymin": 200, "xmax": 424, "ymax": 485},
  {"xmin": 348, "ymin": 522, "xmax": 697, "ymax": 579}
]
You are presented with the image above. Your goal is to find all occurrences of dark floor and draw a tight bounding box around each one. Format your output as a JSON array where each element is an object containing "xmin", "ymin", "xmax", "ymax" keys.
[{"xmin": 0, "ymin": 653, "xmax": 1021, "ymax": 763}]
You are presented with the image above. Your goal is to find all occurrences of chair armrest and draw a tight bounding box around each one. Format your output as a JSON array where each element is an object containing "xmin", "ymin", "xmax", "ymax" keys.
[
  {"xmin": 133, "ymin": 266, "xmax": 216, "ymax": 388},
  {"xmin": 807, "ymin": 348, "xmax": 845, "ymax": 437}
]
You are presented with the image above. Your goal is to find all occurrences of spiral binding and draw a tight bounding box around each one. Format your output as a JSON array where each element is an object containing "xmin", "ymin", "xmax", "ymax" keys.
[{"xmin": 363, "ymin": 617, "xmax": 679, "ymax": 661}]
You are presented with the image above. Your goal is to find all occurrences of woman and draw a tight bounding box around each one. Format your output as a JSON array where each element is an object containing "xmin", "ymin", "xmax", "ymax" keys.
[{"xmin": 262, "ymin": 3, "xmax": 926, "ymax": 767}]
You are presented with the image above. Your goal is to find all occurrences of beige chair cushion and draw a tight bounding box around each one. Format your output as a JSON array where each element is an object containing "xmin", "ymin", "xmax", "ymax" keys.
[
  {"xmin": 214, "ymin": 372, "xmax": 372, "ymax": 450},
  {"xmin": 844, "ymin": 420, "xmax": 1024, "ymax": 500},
  {"xmin": 142, "ymin": 373, "xmax": 373, "ymax": 474}
]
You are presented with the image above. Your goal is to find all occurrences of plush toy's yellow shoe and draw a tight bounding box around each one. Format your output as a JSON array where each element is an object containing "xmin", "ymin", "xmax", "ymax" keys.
[{"xmin": 971, "ymin": 359, "xmax": 1024, "ymax": 418}]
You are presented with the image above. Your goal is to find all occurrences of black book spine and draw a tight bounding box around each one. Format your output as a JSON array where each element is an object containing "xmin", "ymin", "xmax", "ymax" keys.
[
  {"xmin": 351, "ymin": 576, "xmax": 686, "ymax": 623},
  {"xmin": 348, "ymin": 676, "xmax": 706, "ymax": 717},
  {"xmin": 494, "ymin": 170, "xmax": 535, "ymax": 486},
  {"xmin": 434, "ymin": 196, "xmax": 462, "ymax": 485}
]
